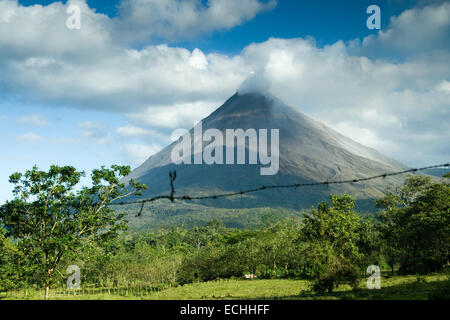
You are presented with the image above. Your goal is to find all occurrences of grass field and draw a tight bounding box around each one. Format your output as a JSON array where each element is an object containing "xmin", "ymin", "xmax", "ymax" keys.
[{"xmin": 1, "ymin": 272, "xmax": 449, "ymax": 300}]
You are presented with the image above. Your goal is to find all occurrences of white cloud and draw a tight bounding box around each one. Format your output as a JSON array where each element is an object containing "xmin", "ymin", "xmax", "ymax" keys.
[
  {"xmin": 349, "ymin": 2, "xmax": 450, "ymax": 59},
  {"xmin": 126, "ymin": 100, "xmax": 220, "ymax": 130},
  {"xmin": 14, "ymin": 132, "xmax": 43, "ymax": 143},
  {"xmin": 0, "ymin": 0, "xmax": 112, "ymax": 57},
  {"xmin": 116, "ymin": 125, "xmax": 170, "ymax": 143},
  {"xmin": 0, "ymin": 1, "xmax": 448, "ymax": 166},
  {"xmin": 121, "ymin": 143, "xmax": 162, "ymax": 166},
  {"xmin": 115, "ymin": 0, "xmax": 277, "ymax": 43},
  {"xmin": 117, "ymin": 125, "xmax": 152, "ymax": 137},
  {"xmin": 436, "ymin": 80, "xmax": 450, "ymax": 93},
  {"xmin": 78, "ymin": 121, "xmax": 111, "ymax": 144},
  {"xmin": 17, "ymin": 115, "xmax": 49, "ymax": 127},
  {"xmin": 0, "ymin": 1, "xmax": 248, "ymax": 111},
  {"xmin": 239, "ymin": 36, "xmax": 449, "ymax": 165},
  {"xmin": 3, "ymin": 45, "xmax": 248, "ymax": 112}
]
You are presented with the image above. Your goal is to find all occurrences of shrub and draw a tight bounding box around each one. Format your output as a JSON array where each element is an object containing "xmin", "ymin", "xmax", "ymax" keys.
[
  {"xmin": 428, "ymin": 279, "xmax": 450, "ymax": 300},
  {"xmin": 312, "ymin": 259, "xmax": 359, "ymax": 294},
  {"xmin": 255, "ymin": 264, "xmax": 269, "ymax": 279}
]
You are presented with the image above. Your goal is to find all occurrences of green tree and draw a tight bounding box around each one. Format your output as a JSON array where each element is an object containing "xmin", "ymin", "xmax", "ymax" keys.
[
  {"xmin": 311, "ymin": 257, "xmax": 359, "ymax": 294},
  {"xmin": 0, "ymin": 165, "xmax": 146, "ymax": 299},
  {"xmin": 301, "ymin": 194, "xmax": 362, "ymax": 261},
  {"xmin": 355, "ymin": 219, "xmax": 381, "ymax": 269},
  {"xmin": 376, "ymin": 175, "xmax": 450, "ymax": 274},
  {"xmin": 0, "ymin": 228, "xmax": 24, "ymax": 290},
  {"xmin": 299, "ymin": 195, "xmax": 363, "ymax": 292},
  {"xmin": 375, "ymin": 175, "xmax": 434, "ymax": 273}
]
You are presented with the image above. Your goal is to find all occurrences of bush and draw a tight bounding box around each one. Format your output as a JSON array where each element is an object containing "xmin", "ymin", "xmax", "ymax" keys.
[
  {"xmin": 428, "ymin": 279, "xmax": 450, "ymax": 300},
  {"xmin": 312, "ymin": 259, "xmax": 359, "ymax": 294},
  {"xmin": 255, "ymin": 264, "xmax": 269, "ymax": 279}
]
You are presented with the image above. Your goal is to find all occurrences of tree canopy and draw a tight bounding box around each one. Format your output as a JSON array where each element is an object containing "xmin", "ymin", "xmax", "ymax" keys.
[{"xmin": 0, "ymin": 165, "xmax": 146, "ymax": 299}]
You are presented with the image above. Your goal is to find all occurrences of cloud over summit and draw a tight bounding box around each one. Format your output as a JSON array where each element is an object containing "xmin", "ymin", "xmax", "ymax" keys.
[{"xmin": 0, "ymin": 0, "xmax": 448, "ymax": 166}]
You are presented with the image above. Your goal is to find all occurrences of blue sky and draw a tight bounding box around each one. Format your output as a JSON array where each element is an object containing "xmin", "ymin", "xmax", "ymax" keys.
[{"xmin": 0, "ymin": 0, "xmax": 449, "ymax": 202}]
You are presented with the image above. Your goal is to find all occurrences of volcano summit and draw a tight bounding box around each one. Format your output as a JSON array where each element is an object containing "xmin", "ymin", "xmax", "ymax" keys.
[{"xmin": 124, "ymin": 91, "xmax": 408, "ymax": 210}]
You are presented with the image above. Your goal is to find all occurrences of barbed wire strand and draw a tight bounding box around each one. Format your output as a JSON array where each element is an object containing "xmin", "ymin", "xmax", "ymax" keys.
[{"xmin": 109, "ymin": 163, "xmax": 449, "ymax": 216}]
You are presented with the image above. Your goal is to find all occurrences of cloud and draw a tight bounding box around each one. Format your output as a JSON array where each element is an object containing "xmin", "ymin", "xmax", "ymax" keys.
[
  {"xmin": 239, "ymin": 71, "xmax": 271, "ymax": 94},
  {"xmin": 0, "ymin": 1, "xmax": 448, "ymax": 166},
  {"xmin": 114, "ymin": 0, "xmax": 277, "ymax": 43},
  {"xmin": 14, "ymin": 132, "xmax": 43, "ymax": 143},
  {"xmin": 349, "ymin": 2, "xmax": 450, "ymax": 59},
  {"xmin": 117, "ymin": 125, "xmax": 152, "ymax": 137},
  {"xmin": 0, "ymin": 1, "xmax": 248, "ymax": 112},
  {"xmin": 17, "ymin": 115, "xmax": 49, "ymax": 127},
  {"xmin": 121, "ymin": 143, "xmax": 162, "ymax": 166},
  {"xmin": 78, "ymin": 121, "xmax": 111, "ymax": 144},
  {"xmin": 117, "ymin": 125, "xmax": 170, "ymax": 143},
  {"xmin": 0, "ymin": 0, "xmax": 112, "ymax": 58},
  {"xmin": 238, "ymin": 36, "xmax": 449, "ymax": 165},
  {"xmin": 126, "ymin": 100, "xmax": 220, "ymax": 130}
]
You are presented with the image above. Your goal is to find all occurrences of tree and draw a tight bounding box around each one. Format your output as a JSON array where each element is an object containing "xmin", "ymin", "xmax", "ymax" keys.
[
  {"xmin": 0, "ymin": 165, "xmax": 146, "ymax": 299},
  {"xmin": 301, "ymin": 194, "xmax": 362, "ymax": 262},
  {"xmin": 355, "ymin": 219, "xmax": 381, "ymax": 270},
  {"xmin": 376, "ymin": 175, "xmax": 450, "ymax": 274},
  {"xmin": 375, "ymin": 175, "xmax": 434, "ymax": 273},
  {"xmin": 0, "ymin": 228, "xmax": 24, "ymax": 290},
  {"xmin": 402, "ymin": 182, "xmax": 449, "ymax": 273},
  {"xmin": 311, "ymin": 257, "xmax": 359, "ymax": 294},
  {"xmin": 298, "ymin": 195, "xmax": 364, "ymax": 291}
]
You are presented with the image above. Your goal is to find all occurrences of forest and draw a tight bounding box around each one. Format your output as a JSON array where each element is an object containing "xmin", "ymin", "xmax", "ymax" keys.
[{"xmin": 0, "ymin": 166, "xmax": 449, "ymax": 299}]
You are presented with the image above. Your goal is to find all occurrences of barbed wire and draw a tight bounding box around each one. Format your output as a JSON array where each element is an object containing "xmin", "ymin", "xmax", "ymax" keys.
[{"xmin": 109, "ymin": 163, "xmax": 449, "ymax": 216}]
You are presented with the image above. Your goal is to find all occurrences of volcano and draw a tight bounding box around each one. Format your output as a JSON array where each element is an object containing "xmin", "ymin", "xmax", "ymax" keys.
[{"xmin": 124, "ymin": 91, "xmax": 408, "ymax": 211}]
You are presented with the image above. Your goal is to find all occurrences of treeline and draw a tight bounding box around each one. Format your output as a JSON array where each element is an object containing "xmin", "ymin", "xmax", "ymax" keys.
[{"xmin": 0, "ymin": 169, "xmax": 449, "ymax": 295}]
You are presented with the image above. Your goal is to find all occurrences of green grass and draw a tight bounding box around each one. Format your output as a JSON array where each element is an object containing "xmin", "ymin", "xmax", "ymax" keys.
[
  {"xmin": 147, "ymin": 279, "xmax": 308, "ymax": 300},
  {"xmin": 1, "ymin": 273, "xmax": 449, "ymax": 300}
]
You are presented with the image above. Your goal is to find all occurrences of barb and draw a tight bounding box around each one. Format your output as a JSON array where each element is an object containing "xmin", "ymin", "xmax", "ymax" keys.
[
  {"xmin": 136, "ymin": 201, "xmax": 145, "ymax": 217},
  {"xmin": 109, "ymin": 163, "xmax": 449, "ymax": 210},
  {"xmin": 169, "ymin": 170, "xmax": 177, "ymax": 202}
]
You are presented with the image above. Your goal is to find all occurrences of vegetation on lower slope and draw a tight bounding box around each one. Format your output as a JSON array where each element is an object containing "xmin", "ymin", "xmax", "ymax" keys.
[
  {"xmin": 2, "ymin": 273, "xmax": 449, "ymax": 300},
  {"xmin": 0, "ymin": 165, "xmax": 448, "ymax": 300},
  {"xmin": 121, "ymin": 202, "xmax": 303, "ymax": 231}
]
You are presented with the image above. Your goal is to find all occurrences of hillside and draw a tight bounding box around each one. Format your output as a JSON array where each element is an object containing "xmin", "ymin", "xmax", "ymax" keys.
[{"xmin": 123, "ymin": 91, "xmax": 408, "ymax": 212}]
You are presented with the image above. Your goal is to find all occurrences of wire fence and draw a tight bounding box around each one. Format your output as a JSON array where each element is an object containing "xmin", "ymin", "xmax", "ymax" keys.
[
  {"xmin": 109, "ymin": 163, "xmax": 449, "ymax": 216},
  {"xmin": 0, "ymin": 285, "xmax": 171, "ymax": 299}
]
